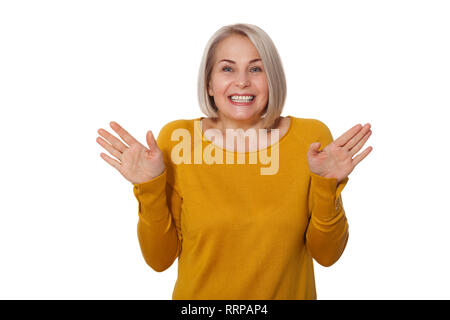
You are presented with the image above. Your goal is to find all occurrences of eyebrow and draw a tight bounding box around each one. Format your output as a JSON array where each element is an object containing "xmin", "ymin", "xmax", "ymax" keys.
[{"xmin": 217, "ymin": 58, "xmax": 262, "ymax": 64}]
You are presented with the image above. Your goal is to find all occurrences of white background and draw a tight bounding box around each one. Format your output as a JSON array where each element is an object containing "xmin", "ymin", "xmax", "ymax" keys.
[{"xmin": 1, "ymin": 0, "xmax": 449, "ymax": 299}]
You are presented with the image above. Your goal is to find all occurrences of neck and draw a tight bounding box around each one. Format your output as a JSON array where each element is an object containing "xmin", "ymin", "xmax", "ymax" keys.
[{"xmin": 213, "ymin": 114, "xmax": 277, "ymax": 133}]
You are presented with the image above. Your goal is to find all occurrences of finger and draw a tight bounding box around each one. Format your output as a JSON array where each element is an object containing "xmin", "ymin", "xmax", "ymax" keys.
[
  {"xmin": 100, "ymin": 152, "xmax": 121, "ymax": 171},
  {"xmin": 346, "ymin": 124, "xmax": 371, "ymax": 151},
  {"xmin": 334, "ymin": 124, "xmax": 363, "ymax": 147},
  {"xmin": 98, "ymin": 128, "xmax": 128, "ymax": 153},
  {"xmin": 146, "ymin": 130, "xmax": 157, "ymax": 150},
  {"xmin": 349, "ymin": 129, "xmax": 372, "ymax": 156},
  {"xmin": 352, "ymin": 146, "xmax": 373, "ymax": 167},
  {"xmin": 109, "ymin": 121, "xmax": 140, "ymax": 148},
  {"xmin": 96, "ymin": 136, "xmax": 123, "ymax": 161}
]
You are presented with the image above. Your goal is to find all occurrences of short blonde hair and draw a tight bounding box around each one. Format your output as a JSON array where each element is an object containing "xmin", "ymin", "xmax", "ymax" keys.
[{"xmin": 197, "ymin": 23, "xmax": 287, "ymax": 129}]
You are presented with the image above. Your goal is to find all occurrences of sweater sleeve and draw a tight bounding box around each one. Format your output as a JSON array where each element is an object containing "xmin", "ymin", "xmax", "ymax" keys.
[
  {"xmin": 305, "ymin": 120, "xmax": 350, "ymax": 267},
  {"xmin": 133, "ymin": 169, "xmax": 182, "ymax": 272},
  {"xmin": 132, "ymin": 122, "xmax": 183, "ymax": 272}
]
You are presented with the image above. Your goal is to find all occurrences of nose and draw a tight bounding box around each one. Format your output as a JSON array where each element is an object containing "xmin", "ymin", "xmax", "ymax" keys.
[{"xmin": 235, "ymin": 72, "xmax": 250, "ymax": 88}]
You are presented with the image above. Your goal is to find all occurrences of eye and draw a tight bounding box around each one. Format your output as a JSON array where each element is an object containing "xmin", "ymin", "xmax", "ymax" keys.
[
  {"xmin": 250, "ymin": 66, "xmax": 262, "ymax": 72},
  {"xmin": 222, "ymin": 66, "xmax": 232, "ymax": 72}
]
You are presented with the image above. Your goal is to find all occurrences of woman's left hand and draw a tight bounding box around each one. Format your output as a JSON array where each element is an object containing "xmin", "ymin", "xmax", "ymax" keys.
[{"xmin": 307, "ymin": 123, "xmax": 373, "ymax": 184}]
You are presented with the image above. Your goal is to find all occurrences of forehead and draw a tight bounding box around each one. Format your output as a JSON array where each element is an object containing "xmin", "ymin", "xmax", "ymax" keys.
[{"xmin": 214, "ymin": 34, "xmax": 261, "ymax": 61}]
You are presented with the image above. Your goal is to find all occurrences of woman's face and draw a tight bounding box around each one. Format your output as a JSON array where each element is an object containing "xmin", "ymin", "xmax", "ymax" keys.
[{"xmin": 208, "ymin": 34, "xmax": 269, "ymax": 123}]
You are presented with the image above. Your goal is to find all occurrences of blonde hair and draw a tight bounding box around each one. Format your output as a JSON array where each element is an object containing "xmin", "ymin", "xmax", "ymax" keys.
[{"xmin": 197, "ymin": 23, "xmax": 287, "ymax": 129}]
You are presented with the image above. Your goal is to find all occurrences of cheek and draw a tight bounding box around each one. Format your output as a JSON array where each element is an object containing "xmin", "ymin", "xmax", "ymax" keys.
[
  {"xmin": 256, "ymin": 77, "xmax": 269, "ymax": 96},
  {"xmin": 211, "ymin": 76, "xmax": 232, "ymax": 94}
]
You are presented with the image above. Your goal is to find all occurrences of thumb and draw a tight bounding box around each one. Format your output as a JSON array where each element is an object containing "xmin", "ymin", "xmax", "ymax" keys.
[
  {"xmin": 309, "ymin": 142, "xmax": 321, "ymax": 153},
  {"xmin": 146, "ymin": 130, "xmax": 157, "ymax": 150}
]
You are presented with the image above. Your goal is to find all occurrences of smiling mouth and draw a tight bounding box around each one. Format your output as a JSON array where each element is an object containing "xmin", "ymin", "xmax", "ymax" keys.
[{"xmin": 228, "ymin": 95, "xmax": 255, "ymax": 105}]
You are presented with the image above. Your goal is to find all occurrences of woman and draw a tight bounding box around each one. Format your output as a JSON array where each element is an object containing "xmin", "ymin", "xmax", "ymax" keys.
[{"xmin": 96, "ymin": 23, "xmax": 373, "ymax": 300}]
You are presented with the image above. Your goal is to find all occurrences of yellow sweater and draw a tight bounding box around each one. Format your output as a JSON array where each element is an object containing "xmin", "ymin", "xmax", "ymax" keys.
[{"xmin": 132, "ymin": 115, "xmax": 349, "ymax": 300}]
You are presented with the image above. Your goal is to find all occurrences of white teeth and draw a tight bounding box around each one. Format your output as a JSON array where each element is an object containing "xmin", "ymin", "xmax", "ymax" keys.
[{"xmin": 230, "ymin": 95, "xmax": 254, "ymax": 101}]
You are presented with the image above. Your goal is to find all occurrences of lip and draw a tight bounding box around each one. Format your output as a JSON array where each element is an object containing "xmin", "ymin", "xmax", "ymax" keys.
[{"xmin": 228, "ymin": 93, "xmax": 255, "ymax": 96}]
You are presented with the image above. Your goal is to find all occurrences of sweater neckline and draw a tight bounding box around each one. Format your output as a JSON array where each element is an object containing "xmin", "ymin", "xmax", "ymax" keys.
[{"xmin": 194, "ymin": 115, "xmax": 294, "ymax": 155}]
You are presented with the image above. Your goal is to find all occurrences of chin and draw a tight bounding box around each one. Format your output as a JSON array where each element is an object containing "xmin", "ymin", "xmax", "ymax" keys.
[
  {"xmin": 222, "ymin": 108, "xmax": 263, "ymax": 121},
  {"xmin": 219, "ymin": 101, "xmax": 267, "ymax": 120}
]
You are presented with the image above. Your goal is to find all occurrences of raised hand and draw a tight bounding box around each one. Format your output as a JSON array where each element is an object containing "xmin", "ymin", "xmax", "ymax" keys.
[
  {"xmin": 96, "ymin": 121, "xmax": 165, "ymax": 185},
  {"xmin": 307, "ymin": 123, "xmax": 373, "ymax": 184}
]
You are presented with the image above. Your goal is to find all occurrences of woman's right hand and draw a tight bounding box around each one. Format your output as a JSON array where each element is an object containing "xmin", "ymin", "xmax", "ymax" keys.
[{"xmin": 96, "ymin": 121, "xmax": 166, "ymax": 185}]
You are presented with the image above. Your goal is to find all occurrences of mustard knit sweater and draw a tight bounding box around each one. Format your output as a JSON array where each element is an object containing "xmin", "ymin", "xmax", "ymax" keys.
[{"xmin": 132, "ymin": 115, "xmax": 349, "ymax": 300}]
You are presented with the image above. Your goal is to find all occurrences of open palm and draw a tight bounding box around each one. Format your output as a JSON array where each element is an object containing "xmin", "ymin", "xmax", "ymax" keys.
[
  {"xmin": 307, "ymin": 123, "xmax": 373, "ymax": 184},
  {"xmin": 96, "ymin": 121, "xmax": 166, "ymax": 185}
]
